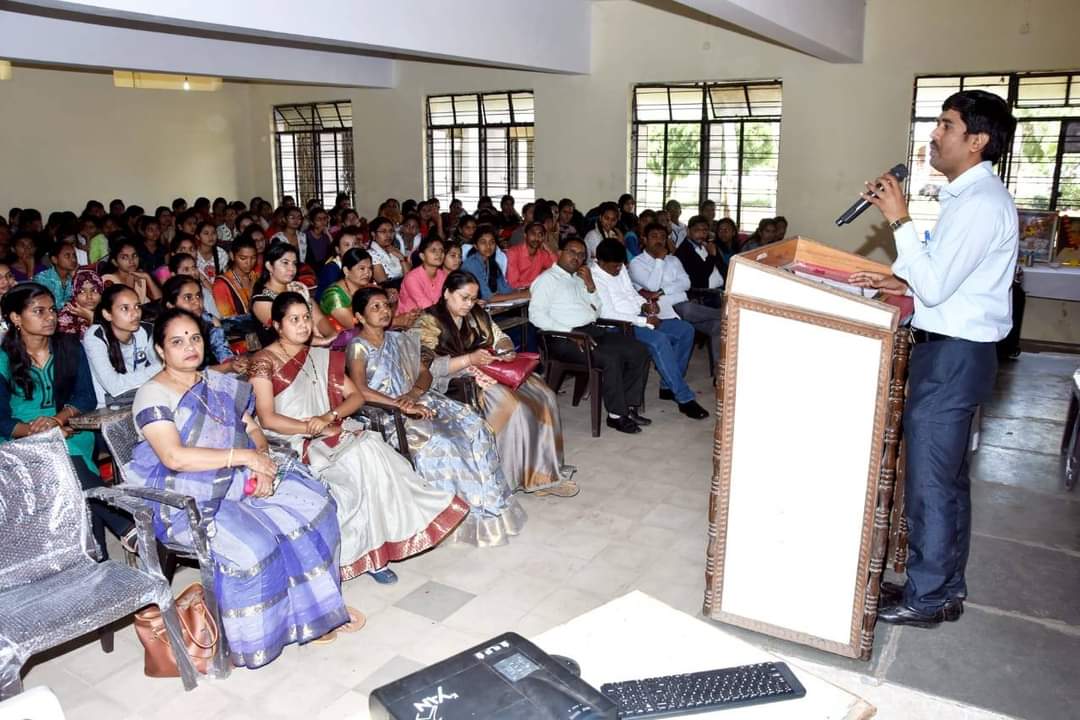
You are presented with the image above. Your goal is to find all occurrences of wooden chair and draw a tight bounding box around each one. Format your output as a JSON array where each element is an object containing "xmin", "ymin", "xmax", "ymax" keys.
[
  {"xmin": 537, "ymin": 318, "xmax": 635, "ymax": 437},
  {"xmin": 353, "ymin": 399, "xmax": 414, "ymax": 467}
]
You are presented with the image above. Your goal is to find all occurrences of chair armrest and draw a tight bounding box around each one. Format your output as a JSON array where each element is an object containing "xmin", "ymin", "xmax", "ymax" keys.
[
  {"xmin": 100, "ymin": 484, "xmax": 214, "ymax": 564},
  {"xmin": 596, "ymin": 318, "xmax": 635, "ymax": 336},
  {"xmin": 360, "ymin": 398, "xmax": 403, "ymax": 414},
  {"xmin": 111, "ymin": 484, "xmax": 197, "ymax": 512},
  {"xmin": 84, "ymin": 486, "xmax": 170, "ymax": 578},
  {"xmin": 538, "ymin": 330, "xmax": 596, "ymax": 353}
]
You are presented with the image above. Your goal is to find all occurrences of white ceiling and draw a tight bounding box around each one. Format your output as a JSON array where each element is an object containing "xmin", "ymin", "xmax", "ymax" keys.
[{"xmin": 1, "ymin": 0, "xmax": 866, "ymax": 86}]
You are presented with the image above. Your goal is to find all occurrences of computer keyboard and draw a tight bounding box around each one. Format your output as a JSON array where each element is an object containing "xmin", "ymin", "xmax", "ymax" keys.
[{"xmin": 599, "ymin": 661, "xmax": 806, "ymax": 718}]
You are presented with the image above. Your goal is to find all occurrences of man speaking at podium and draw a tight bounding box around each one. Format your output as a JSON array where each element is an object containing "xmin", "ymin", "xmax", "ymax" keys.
[{"xmin": 849, "ymin": 90, "xmax": 1018, "ymax": 628}]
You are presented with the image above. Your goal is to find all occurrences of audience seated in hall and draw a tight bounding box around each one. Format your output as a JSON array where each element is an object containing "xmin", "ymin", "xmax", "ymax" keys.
[
  {"xmin": 101, "ymin": 236, "xmax": 162, "ymax": 304},
  {"xmin": 211, "ymin": 233, "xmax": 259, "ymax": 319},
  {"xmin": 416, "ymin": 270, "xmax": 578, "ymax": 496},
  {"xmin": 250, "ymin": 243, "xmax": 336, "ymax": 346},
  {"xmin": 369, "ymin": 216, "xmax": 411, "ymax": 288},
  {"xmin": 315, "ymin": 225, "xmax": 363, "ymax": 300},
  {"xmin": 506, "ymin": 221, "xmax": 558, "ymax": 289},
  {"xmin": 83, "ymin": 284, "xmax": 160, "ymax": 407},
  {"xmin": 592, "ymin": 239, "xmax": 708, "ymax": 420},
  {"xmin": 34, "ymin": 239, "xmax": 78, "ymax": 307},
  {"xmin": 529, "ymin": 236, "xmax": 652, "ymax": 434},
  {"xmin": 397, "ymin": 236, "xmax": 448, "ymax": 314},
  {"xmin": 249, "ymin": 291, "xmax": 468, "ymax": 581},
  {"xmin": 126, "ymin": 307, "xmax": 358, "ymax": 664},
  {"xmin": 674, "ymin": 214, "xmax": 726, "ymax": 306},
  {"xmin": 56, "ymin": 268, "xmax": 102, "ymax": 339},
  {"xmin": 583, "ymin": 201, "xmax": 624, "ymax": 261},
  {"xmin": 0, "ymin": 283, "xmax": 134, "ymax": 557},
  {"xmin": 161, "ymin": 274, "xmax": 244, "ymax": 375},
  {"xmin": 346, "ymin": 286, "xmax": 527, "ymax": 544},
  {"xmin": 460, "ymin": 225, "xmax": 526, "ymax": 303},
  {"xmin": 629, "ymin": 222, "xmax": 723, "ymax": 362}
]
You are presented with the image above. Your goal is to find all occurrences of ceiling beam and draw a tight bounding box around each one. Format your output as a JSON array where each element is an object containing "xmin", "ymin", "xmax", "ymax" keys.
[
  {"xmin": 0, "ymin": 10, "xmax": 396, "ymax": 86},
  {"xmin": 672, "ymin": 0, "xmax": 865, "ymax": 63},
  {"xmin": 11, "ymin": 0, "xmax": 592, "ymax": 74}
]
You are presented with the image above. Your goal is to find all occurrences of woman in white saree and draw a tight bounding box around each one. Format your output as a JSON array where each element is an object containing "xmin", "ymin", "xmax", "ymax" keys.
[{"xmin": 248, "ymin": 291, "xmax": 468, "ymax": 584}]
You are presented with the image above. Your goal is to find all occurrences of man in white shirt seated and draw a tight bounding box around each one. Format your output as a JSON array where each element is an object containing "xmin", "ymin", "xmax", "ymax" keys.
[
  {"xmin": 629, "ymin": 222, "xmax": 723, "ymax": 362},
  {"xmin": 592, "ymin": 240, "xmax": 708, "ymax": 419},
  {"xmin": 529, "ymin": 237, "xmax": 652, "ymax": 434}
]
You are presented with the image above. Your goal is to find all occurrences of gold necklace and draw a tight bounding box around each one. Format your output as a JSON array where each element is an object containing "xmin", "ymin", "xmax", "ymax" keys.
[{"xmin": 166, "ymin": 370, "xmax": 226, "ymax": 424}]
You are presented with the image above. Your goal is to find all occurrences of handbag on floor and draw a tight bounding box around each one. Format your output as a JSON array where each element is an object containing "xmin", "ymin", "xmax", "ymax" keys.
[
  {"xmin": 477, "ymin": 352, "xmax": 540, "ymax": 390},
  {"xmin": 133, "ymin": 582, "xmax": 218, "ymax": 677}
]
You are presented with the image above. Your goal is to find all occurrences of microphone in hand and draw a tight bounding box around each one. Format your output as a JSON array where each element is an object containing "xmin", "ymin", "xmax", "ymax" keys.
[{"xmin": 836, "ymin": 164, "xmax": 908, "ymax": 226}]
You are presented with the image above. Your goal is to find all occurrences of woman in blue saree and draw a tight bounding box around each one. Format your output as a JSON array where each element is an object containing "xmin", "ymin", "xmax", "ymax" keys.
[{"xmin": 124, "ymin": 307, "xmax": 358, "ymax": 668}]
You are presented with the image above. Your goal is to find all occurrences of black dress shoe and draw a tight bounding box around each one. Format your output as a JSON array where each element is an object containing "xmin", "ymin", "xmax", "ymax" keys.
[
  {"xmin": 606, "ymin": 416, "xmax": 642, "ymax": 434},
  {"xmin": 627, "ymin": 408, "xmax": 652, "ymax": 426},
  {"xmin": 880, "ymin": 582, "xmax": 963, "ymax": 621},
  {"xmin": 678, "ymin": 400, "xmax": 709, "ymax": 419},
  {"xmin": 658, "ymin": 389, "xmax": 675, "ymax": 401},
  {"xmin": 877, "ymin": 603, "xmax": 945, "ymax": 628}
]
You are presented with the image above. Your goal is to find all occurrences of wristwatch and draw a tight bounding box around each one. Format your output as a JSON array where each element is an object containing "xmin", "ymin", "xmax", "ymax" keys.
[{"xmin": 889, "ymin": 216, "xmax": 912, "ymax": 231}]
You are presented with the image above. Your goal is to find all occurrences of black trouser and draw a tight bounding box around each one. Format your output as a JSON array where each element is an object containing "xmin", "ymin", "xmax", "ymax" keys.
[
  {"xmin": 72, "ymin": 456, "xmax": 134, "ymax": 559},
  {"xmin": 548, "ymin": 323, "xmax": 650, "ymax": 417},
  {"xmin": 902, "ymin": 336, "xmax": 996, "ymax": 612}
]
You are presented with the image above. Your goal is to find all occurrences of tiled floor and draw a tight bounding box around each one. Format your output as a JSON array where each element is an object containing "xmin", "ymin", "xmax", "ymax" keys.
[{"xmin": 18, "ymin": 350, "xmax": 1080, "ymax": 720}]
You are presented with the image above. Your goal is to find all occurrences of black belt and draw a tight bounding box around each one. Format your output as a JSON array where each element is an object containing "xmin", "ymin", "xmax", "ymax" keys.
[{"xmin": 910, "ymin": 328, "xmax": 954, "ymax": 344}]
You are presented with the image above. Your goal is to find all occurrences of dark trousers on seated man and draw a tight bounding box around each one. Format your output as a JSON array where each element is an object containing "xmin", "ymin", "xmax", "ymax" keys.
[
  {"xmin": 903, "ymin": 337, "xmax": 996, "ymax": 613},
  {"xmin": 673, "ymin": 300, "xmax": 723, "ymax": 360},
  {"xmin": 548, "ymin": 323, "xmax": 650, "ymax": 417}
]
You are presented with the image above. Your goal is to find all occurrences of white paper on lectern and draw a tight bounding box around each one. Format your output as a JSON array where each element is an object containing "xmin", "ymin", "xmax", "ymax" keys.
[
  {"xmin": 730, "ymin": 261, "xmax": 895, "ymax": 329},
  {"xmin": 535, "ymin": 592, "xmax": 872, "ymax": 719},
  {"xmin": 720, "ymin": 310, "xmax": 882, "ymax": 645}
]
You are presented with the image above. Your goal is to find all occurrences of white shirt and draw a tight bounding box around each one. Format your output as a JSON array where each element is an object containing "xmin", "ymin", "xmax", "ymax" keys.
[
  {"xmin": 368, "ymin": 242, "xmax": 404, "ymax": 279},
  {"xmin": 590, "ymin": 262, "xmax": 650, "ymax": 327},
  {"xmin": 692, "ymin": 242, "xmax": 724, "ymax": 289},
  {"xmin": 628, "ymin": 252, "xmax": 691, "ymax": 320},
  {"xmin": 583, "ymin": 228, "xmax": 613, "ymax": 260},
  {"xmin": 271, "ymin": 231, "xmax": 307, "ymax": 265},
  {"xmin": 891, "ymin": 161, "xmax": 1017, "ymax": 342},
  {"xmin": 83, "ymin": 323, "xmax": 162, "ymax": 407},
  {"xmin": 528, "ymin": 264, "xmax": 600, "ymax": 332},
  {"xmin": 670, "ymin": 222, "xmax": 688, "ymax": 247}
]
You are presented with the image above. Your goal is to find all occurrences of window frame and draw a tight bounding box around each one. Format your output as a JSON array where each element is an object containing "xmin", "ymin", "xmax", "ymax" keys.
[
  {"xmin": 272, "ymin": 100, "xmax": 354, "ymax": 208},
  {"xmin": 907, "ymin": 71, "xmax": 1080, "ymax": 218},
  {"xmin": 425, "ymin": 90, "xmax": 536, "ymax": 206},
  {"xmin": 630, "ymin": 80, "xmax": 783, "ymax": 232}
]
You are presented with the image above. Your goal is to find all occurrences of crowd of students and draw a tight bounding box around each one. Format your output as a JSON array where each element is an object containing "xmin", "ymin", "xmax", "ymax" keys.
[{"xmin": 0, "ymin": 190, "xmax": 788, "ymax": 669}]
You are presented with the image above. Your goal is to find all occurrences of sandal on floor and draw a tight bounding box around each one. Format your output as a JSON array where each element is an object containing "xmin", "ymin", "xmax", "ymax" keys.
[
  {"xmin": 338, "ymin": 607, "xmax": 366, "ymax": 634},
  {"xmin": 368, "ymin": 567, "xmax": 399, "ymax": 585},
  {"xmin": 312, "ymin": 630, "xmax": 338, "ymax": 645},
  {"xmin": 535, "ymin": 479, "xmax": 580, "ymax": 498}
]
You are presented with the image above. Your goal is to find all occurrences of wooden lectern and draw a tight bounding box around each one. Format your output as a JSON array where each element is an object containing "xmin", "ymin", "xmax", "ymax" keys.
[{"xmin": 703, "ymin": 236, "xmax": 911, "ymax": 660}]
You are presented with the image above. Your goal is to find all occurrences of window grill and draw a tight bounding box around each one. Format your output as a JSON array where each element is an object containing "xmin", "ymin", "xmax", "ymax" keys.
[
  {"xmin": 273, "ymin": 101, "xmax": 354, "ymax": 208},
  {"xmin": 908, "ymin": 72, "xmax": 1080, "ymax": 226},
  {"xmin": 631, "ymin": 81, "xmax": 782, "ymax": 232},
  {"xmin": 426, "ymin": 91, "xmax": 535, "ymax": 209}
]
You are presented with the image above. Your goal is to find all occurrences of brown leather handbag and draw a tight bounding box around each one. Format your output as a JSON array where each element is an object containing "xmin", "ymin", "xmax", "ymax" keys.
[{"xmin": 133, "ymin": 582, "xmax": 218, "ymax": 677}]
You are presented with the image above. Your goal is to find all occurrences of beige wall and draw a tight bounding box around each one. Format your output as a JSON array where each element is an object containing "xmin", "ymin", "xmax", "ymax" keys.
[
  {"xmin": 240, "ymin": 0, "xmax": 1080, "ymax": 343},
  {"xmin": 1, "ymin": 0, "xmax": 1076, "ymax": 342},
  {"xmin": 0, "ymin": 66, "xmax": 255, "ymax": 214}
]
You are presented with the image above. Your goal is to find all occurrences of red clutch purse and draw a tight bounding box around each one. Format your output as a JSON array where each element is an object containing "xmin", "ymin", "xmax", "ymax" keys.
[{"xmin": 477, "ymin": 352, "xmax": 540, "ymax": 390}]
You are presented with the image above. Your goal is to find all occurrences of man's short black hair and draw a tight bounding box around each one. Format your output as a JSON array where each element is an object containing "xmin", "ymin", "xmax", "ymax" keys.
[
  {"xmin": 942, "ymin": 90, "xmax": 1017, "ymax": 164},
  {"xmin": 559, "ymin": 235, "xmax": 586, "ymax": 251},
  {"xmin": 642, "ymin": 222, "xmax": 666, "ymax": 238},
  {"xmin": 595, "ymin": 238, "xmax": 627, "ymax": 263},
  {"xmin": 687, "ymin": 214, "xmax": 710, "ymax": 231}
]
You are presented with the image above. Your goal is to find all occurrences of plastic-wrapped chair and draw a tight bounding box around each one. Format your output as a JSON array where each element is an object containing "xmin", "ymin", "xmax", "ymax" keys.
[
  {"xmin": 0, "ymin": 429, "xmax": 197, "ymax": 699},
  {"xmin": 99, "ymin": 415, "xmax": 231, "ymax": 679}
]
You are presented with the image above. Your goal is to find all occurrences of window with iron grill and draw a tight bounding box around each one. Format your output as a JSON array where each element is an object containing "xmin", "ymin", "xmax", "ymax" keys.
[
  {"xmin": 908, "ymin": 72, "xmax": 1080, "ymax": 226},
  {"xmin": 630, "ymin": 81, "xmax": 782, "ymax": 233},
  {"xmin": 426, "ymin": 91, "xmax": 535, "ymax": 210},
  {"xmin": 272, "ymin": 101, "xmax": 354, "ymax": 208}
]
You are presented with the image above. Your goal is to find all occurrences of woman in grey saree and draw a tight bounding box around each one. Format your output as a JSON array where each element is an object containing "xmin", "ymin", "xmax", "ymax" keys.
[
  {"xmin": 346, "ymin": 287, "xmax": 526, "ymax": 547},
  {"xmin": 249, "ymin": 292, "xmax": 468, "ymax": 582},
  {"xmin": 415, "ymin": 271, "xmax": 577, "ymax": 497}
]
